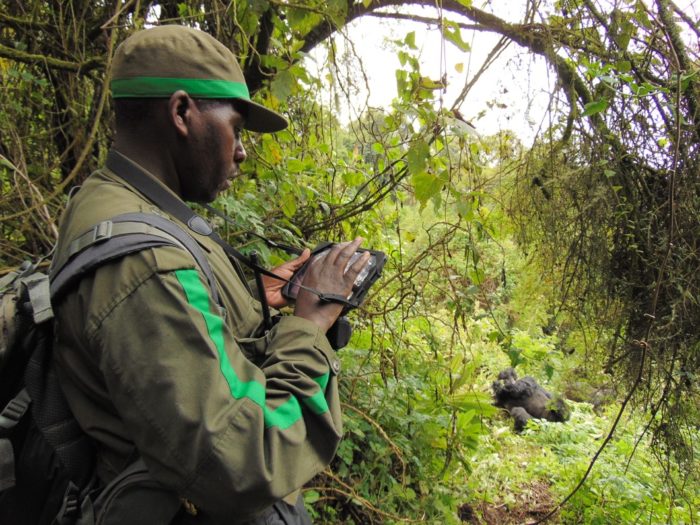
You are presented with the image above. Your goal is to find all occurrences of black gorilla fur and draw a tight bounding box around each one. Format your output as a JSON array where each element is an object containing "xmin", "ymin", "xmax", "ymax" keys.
[{"xmin": 492, "ymin": 368, "xmax": 570, "ymax": 431}]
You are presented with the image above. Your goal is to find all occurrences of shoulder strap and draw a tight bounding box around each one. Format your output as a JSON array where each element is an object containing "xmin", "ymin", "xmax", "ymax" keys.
[
  {"xmin": 105, "ymin": 150, "xmax": 357, "ymax": 310},
  {"xmin": 50, "ymin": 212, "xmax": 221, "ymax": 307},
  {"xmin": 105, "ymin": 151, "xmax": 256, "ymax": 284},
  {"xmin": 0, "ymin": 388, "xmax": 30, "ymax": 491}
]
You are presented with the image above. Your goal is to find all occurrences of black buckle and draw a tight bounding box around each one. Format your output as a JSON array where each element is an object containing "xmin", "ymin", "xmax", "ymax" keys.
[
  {"xmin": 0, "ymin": 390, "xmax": 31, "ymax": 431},
  {"xmin": 91, "ymin": 220, "xmax": 113, "ymax": 243},
  {"xmin": 56, "ymin": 481, "xmax": 80, "ymax": 523}
]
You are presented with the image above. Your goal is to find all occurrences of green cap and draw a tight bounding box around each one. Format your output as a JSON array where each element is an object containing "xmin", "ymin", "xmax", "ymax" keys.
[{"xmin": 111, "ymin": 25, "xmax": 288, "ymax": 133}]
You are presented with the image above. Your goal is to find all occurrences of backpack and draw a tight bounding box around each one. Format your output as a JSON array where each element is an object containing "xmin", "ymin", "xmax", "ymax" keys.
[{"xmin": 0, "ymin": 212, "xmax": 220, "ymax": 524}]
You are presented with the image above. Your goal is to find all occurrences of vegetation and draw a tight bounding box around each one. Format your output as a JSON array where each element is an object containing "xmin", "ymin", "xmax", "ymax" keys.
[{"xmin": 1, "ymin": 1, "xmax": 698, "ymax": 523}]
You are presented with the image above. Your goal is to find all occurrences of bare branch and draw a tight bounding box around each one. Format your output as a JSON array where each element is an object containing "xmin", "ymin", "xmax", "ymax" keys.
[
  {"xmin": 0, "ymin": 11, "xmax": 50, "ymax": 31},
  {"xmin": 0, "ymin": 42, "xmax": 103, "ymax": 73},
  {"xmin": 366, "ymin": 10, "xmax": 481, "ymax": 31}
]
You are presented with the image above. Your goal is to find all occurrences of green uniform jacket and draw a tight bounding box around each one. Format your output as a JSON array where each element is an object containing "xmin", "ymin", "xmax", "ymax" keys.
[{"xmin": 51, "ymin": 157, "xmax": 343, "ymax": 522}]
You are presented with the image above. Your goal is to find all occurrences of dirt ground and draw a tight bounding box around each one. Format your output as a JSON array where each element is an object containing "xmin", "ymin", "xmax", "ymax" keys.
[{"xmin": 458, "ymin": 480, "xmax": 559, "ymax": 525}]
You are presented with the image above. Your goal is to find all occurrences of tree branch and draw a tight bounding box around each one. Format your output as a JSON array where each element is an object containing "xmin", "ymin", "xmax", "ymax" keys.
[
  {"xmin": 366, "ymin": 10, "xmax": 481, "ymax": 31},
  {"xmin": 0, "ymin": 41, "xmax": 103, "ymax": 72},
  {"xmin": 669, "ymin": 0, "xmax": 700, "ymax": 41},
  {"xmin": 243, "ymin": 7, "xmax": 275, "ymax": 94},
  {"xmin": 0, "ymin": 11, "xmax": 50, "ymax": 31},
  {"xmin": 656, "ymin": 0, "xmax": 700, "ymax": 140}
]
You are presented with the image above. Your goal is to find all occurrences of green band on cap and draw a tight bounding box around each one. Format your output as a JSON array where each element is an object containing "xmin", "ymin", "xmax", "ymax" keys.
[{"xmin": 111, "ymin": 77, "xmax": 250, "ymax": 99}]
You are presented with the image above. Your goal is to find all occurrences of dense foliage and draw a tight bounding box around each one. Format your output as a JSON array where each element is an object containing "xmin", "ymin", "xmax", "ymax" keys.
[{"xmin": 1, "ymin": 1, "xmax": 698, "ymax": 523}]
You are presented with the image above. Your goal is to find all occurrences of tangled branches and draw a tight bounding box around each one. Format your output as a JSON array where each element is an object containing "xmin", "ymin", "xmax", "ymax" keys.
[{"xmin": 511, "ymin": 0, "xmax": 699, "ymax": 466}]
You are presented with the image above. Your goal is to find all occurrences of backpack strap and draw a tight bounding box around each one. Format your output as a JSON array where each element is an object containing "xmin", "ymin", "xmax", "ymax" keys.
[
  {"xmin": 0, "ymin": 388, "xmax": 30, "ymax": 491},
  {"xmin": 50, "ymin": 212, "xmax": 221, "ymax": 307},
  {"xmin": 24, "ymin": 273, "xmax": 53, "ymax": 324},
  {"xmin": 0, "ymin": 213, "xmax": 223, "ymax": 518}
]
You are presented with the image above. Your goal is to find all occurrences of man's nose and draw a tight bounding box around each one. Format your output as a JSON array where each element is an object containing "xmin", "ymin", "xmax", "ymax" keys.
[{"xmin": 234, "ymin": 142, "xmax": 246, "ymax": 163}]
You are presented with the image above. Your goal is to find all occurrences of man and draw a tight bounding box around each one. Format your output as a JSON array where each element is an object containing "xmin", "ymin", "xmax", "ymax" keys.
[{"xmin": 51, "ymin": 25, "xmax": 369, "ymax": 523}]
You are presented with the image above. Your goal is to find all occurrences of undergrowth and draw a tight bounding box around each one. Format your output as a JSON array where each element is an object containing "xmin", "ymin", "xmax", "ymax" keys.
[{"xmin": 306, "ymin": 185, "xmax": 699, "ymax": 524}]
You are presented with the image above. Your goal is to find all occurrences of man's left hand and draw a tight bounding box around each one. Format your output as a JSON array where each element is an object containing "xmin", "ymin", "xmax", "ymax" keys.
[{"xmin": 262, "ymin": 249, "xmax": 311, "ymax": 308}]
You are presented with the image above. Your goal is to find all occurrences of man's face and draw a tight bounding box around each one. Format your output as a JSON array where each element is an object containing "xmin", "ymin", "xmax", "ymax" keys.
[{"xmin": 181, "ymin": 101, "xmax": 247, "ymax": 203}]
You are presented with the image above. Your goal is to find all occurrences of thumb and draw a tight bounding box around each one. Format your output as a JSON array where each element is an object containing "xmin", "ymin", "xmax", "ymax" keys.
[{"xmin": 287, "ymin": 248, "xmax": 311, "ymax": 270}]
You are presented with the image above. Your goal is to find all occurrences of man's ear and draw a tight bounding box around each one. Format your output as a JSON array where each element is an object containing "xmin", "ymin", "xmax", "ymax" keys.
[{"xmin": 168, "ymin": 90, "xmax": 192, "ymax": 138}]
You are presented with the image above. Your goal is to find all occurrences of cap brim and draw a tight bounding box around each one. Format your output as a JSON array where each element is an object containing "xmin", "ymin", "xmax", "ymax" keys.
[{"xmin": 238, "ymin": 99, "xmax": 288, "ymax": 133}]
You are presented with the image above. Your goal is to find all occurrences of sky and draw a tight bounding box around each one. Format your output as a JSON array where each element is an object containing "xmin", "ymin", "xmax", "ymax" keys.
[
  {"xmin": 307, "ymin": 1, "xmax": 699, "ymax": 143},
  {"xmin": 307, "ymin": 3, "xmax": 555, "ymax": 143}
]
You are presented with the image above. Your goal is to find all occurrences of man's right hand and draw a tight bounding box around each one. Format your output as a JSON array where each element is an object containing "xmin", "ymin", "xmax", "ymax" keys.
[{"xmin": 293, "ymin": 238, "xmax": 371, "ymax": 333}]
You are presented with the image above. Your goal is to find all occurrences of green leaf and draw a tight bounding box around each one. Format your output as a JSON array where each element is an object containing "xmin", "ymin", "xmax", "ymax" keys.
[
  {"xmin": 582, "ymin": 99, "xmax": 608, "ymax": 117},
  {"xmin": 286, "ymin": 7, "xmax": 320, "ymax": 33},
  {"xmin": 507, "ymin": 348, "xmax": 524, "ymax": 367},
  {"xmin": 395, "ymin": 69, "xmax": 409, "ymax": 96},
  {"xmin": 406, "ymin": 140, "xmax": 430, "ymax": 175},
  {"xmin": 270, "ymin": 69, "xmax": 294, "ymax": 101},
  {"xmin": 411, "ymin": 171, "xmax": 442, "ymax": 205},
  {"xmin": 335, "ymin": 440, "xmax": 354, "ymax": 464},
  {"xmin": 286, "ymin": 158, "xmax": 304, "ymax": 173},
  {"xmin": 544, "ymin": 363, "xmax": 555, "ymax": 380},
  {"xmin": 419, "ymin": 76, "xmax": 446, "ymax": 90},
  {"xmin": 615, "ymin": 18, "xmax": 635, "ymax": 50},
  {"xmin": 404, "ymin": 31, "xmax": 417, "ymax": 50},
  {"xmin": 455, "ymin": 197, "xmax": 474, "ymax": 220},
  {"xmin": 280, "ymin": 192, "xmax": 297, "ymax": 218},
  {"xmin": 468, "ymin": 267, "xmax": 484, "ymax": 285},
  {"xmin": 327, "ymin": 0, "xmax": 348, "ymax": 25},
  {"xmin": 249, "ymin": 0, "xmax": 270, "ymax": 16},
  {"xmin": 680, "ymin": 71, "xmax": 697, "ymax": 92},
  {"xmin": 342, "ymin": 170, "xmax": 363, "ymax": 186},
  {"xmin": 304, "ymin": 490, "xmax": 320, "ymax": 504},
  {"xmin": 449, "ymin": 392, "xmax": 498, "ymax": 416},
  {"xmin": 443, "ymin": 23, "xmax": 470, "ymax": 52},
  {"xmin": 616, "ymin": 60, "xmax": 632, "ymax": 73}
]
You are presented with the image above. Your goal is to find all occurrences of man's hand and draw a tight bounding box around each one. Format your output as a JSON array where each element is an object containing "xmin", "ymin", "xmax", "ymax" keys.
[
  {"xmin": 294, "ymin": 238, "xmax": 371, "ymax": 332},
  {"xmin": 261, "ymin": 249, "xmax": 311, "ymax": 309}
]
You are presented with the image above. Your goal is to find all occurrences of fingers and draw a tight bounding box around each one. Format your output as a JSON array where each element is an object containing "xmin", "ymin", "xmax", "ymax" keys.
[
  {"xmin": 347, "ymin": 250, "xmax": 371, "ymax": 277},
  {"xmin": 301, "ymin": 238, "xmax": 371, "ymax": 291},
  {"xmin": 293, "ymin": 239, "xmax": 373, "ymax": 332},
  {"xmin": 326, "ymin": 237, "xmax": 363, "ymax": 266}
]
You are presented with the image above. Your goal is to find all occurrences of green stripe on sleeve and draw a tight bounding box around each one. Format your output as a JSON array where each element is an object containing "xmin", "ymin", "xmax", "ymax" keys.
[
  {"xmin": 303, "ymin": 391, "xmax": 329, "ymax": 415},
  {"xmin": 314, "ymin": 372, "xmax": 330, "ymax": 391},
  {"xmin": 265, "ymin": 397, "xmax": 303, "ymax": 429},
  {"xmin": 174, "ymin": 269, "xmax": 329, "ymax": 430},
  {"xmin": 303, "ymin": 373, "xmax": 331, "ymax": 415}
]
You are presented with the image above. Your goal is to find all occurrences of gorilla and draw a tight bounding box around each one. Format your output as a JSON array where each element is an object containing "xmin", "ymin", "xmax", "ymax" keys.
[{"xmin": 492, "ymin": 368, "xmax": 570, "ymax": 431}]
